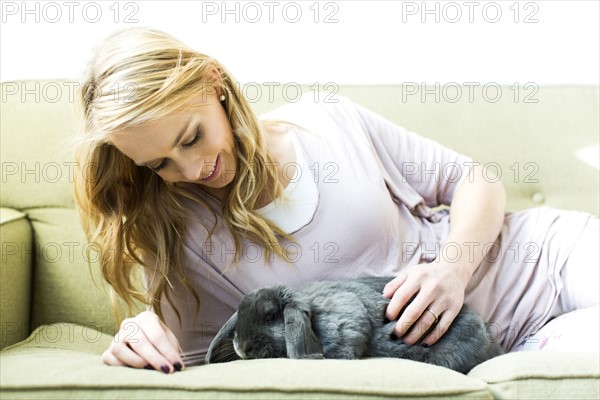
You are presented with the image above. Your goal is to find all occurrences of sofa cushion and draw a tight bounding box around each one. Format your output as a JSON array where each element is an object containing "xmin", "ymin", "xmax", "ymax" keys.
[
  {"xmin": 25, "ymin": 207, "xmax": 144, "ymax": 336},
  {"xmin": 1, "ymin": 324, "xmax": 493, "ymax": 399},
  {"xmin": 469, "ymin": 351, "xmax": 600, "ymax": 399},
  {"xmin": 0, "ymin": 208, "xmax": 32, "ymax": 349}
]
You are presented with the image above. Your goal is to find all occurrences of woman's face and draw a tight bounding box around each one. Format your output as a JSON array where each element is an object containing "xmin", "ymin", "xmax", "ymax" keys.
[{"xmin": 109, "ymin": 92, "xmax": 237, "ymax": 199}]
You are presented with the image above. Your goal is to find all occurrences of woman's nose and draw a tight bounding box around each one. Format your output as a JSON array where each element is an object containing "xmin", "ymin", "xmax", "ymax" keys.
[{"xmin": 179, "ymin": 159, "xmax": 202, "ymax": 181}]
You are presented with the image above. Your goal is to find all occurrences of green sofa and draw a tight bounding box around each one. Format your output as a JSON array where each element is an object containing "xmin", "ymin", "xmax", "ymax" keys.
[{"xmin": 1, "ymin": 80, "xmax": 599, "ymax": 399}]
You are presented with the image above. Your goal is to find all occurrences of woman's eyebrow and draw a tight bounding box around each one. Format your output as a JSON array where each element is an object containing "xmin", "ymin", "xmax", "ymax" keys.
[{"xmin": 136, "ymin": 119, "xmax": 191, "ymax": 166}]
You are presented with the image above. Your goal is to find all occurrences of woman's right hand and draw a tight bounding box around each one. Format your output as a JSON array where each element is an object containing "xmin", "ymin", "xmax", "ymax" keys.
[{"xmin": 101, "ymin": 311, "xmax": 185, "ymax": 373}]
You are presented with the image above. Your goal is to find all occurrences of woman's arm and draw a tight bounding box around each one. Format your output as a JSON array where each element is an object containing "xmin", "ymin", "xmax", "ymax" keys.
[{"xmin": 383, "ymin": 164, "xmax": 506, "ymax": 345}]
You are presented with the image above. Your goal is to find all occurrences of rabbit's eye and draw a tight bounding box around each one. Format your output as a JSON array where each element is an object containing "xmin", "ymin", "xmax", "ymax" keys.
[{"xmin": 265, "ymin": 313, "xmax": 275, "ymax": 323}]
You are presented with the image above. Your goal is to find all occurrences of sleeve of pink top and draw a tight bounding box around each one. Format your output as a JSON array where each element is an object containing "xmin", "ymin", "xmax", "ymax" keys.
[{"xmin": 338, "ymin": 96, "xmax": 474, "ymax": 208}]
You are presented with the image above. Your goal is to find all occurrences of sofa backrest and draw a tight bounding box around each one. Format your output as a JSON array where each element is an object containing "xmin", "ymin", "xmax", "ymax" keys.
[
  {"xmin": 1, "ymin": 80, "xmax": 598, "ymax": 339},
  {"xmin": 1, "ymin": 80, "xmax": 124, "ymax": 339}
]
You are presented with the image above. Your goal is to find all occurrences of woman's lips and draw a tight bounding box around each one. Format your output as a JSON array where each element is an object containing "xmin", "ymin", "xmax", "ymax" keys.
[{"xmin": 201, "ymin": 154, "xmax": 221, "ymax": 182}]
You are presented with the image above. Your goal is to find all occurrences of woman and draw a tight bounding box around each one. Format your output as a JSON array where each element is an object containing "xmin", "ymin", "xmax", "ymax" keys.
[{"xmin": 74, "ymin": 27, "xmax": 599, "ymax": 373}]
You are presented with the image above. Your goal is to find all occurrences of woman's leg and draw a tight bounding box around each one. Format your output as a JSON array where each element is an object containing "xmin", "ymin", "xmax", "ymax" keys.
[
  {"xmin": 515, "ymin": 305, "xmax": 599, "ymax": 351},
  {"xmin": 517, "ymin": 216, "xmax": 599, "ymax": 352},
  {"xmin": 557, "ymin": 216, "xmax": 600, "ymax": 310}
]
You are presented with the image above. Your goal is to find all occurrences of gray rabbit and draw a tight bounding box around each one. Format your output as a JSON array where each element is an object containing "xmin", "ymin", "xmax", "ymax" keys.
[{"xmin": 206, "ymin": 277, "xmax": 503, "ymax": 373}]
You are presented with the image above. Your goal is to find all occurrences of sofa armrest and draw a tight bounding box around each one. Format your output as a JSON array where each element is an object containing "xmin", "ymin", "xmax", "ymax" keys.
[{"xmin": 1, "ymin": 207, "xmax": 32, "ymax": 349}]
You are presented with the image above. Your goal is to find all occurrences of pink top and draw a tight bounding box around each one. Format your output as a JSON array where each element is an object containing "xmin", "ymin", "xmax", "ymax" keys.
[{"xmin": 152, "ymin": 95, "xmax": 590, "ymax": 365}]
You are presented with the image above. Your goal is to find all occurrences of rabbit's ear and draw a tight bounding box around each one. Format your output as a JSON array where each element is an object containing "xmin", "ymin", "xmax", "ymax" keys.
[
  {"xmin": 281, "ymin": 289, "xmax": 323, "ymax": 358},
  {"xmin": 205, "ymin": 312, "xmax": 239, "ymax": 364}
]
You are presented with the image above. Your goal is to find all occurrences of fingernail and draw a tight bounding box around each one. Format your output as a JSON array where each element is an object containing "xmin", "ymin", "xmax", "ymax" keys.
[
  {"xmin": 160, "ymin": 365, "xmax": 170, "ymax": 374},
  {"xmin": 173, "ymin": 362, "xmax": 182, "ymax": 372},
  {"xmin": 143, "ymin": 364, "xmax": 154, "ymax": 370}
]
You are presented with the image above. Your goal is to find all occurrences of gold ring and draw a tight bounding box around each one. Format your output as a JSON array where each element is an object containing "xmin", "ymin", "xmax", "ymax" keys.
[{"xmin": 425, "ymin": 308, "xmax": 439, "ymax": 324}]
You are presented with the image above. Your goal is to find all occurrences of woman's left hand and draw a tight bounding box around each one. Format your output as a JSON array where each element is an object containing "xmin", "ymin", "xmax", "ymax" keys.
[{"xmin": 382, "ymin": 261, "xmax": 471, "ymax": 346}]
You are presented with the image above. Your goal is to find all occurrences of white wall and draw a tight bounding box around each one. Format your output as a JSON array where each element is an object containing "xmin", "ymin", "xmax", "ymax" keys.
[{"xmin": 0, "ymin": 0, "xmax": 598, "ymax": 85}]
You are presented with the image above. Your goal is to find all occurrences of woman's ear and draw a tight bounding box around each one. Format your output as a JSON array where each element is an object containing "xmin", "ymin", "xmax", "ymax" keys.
[
  {"xmin": 205, "ymin": 312, "xmax": 239, "ymax": 364},
  {"xmin": 206, "ymin": 60, "xmax": 226, "ymax": 99},
  {"xmin": 280, "ymin": 288, "xmax": 323, "ymax": 358}
]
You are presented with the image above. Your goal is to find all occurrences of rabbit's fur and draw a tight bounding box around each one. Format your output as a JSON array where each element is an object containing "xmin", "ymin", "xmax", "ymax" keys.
[{"xmin": 206, "ymin": 277, "xmax": 503, "ymax": 373}]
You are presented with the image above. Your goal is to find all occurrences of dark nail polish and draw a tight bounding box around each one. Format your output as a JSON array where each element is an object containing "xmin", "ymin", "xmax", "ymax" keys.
[
  {"xmin": 173, "ymin": 362, "xmax": 182, "ymax": 372},
  {"xmin": 422, "ymin": 343, "xmax": 429, "ymax": 348},
  {"xmin": 143, "ymin": 364, "xmax": 154, "ymax": 370},
  {"xmin": 160, "ymin": 365, "xmax": 170, "ymax": 374}
]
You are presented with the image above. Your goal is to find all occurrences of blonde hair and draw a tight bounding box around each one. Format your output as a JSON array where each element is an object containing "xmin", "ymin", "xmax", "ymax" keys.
[{"xmin": 74, "ymin": 27, "xmax": 294, "ymax": 324}]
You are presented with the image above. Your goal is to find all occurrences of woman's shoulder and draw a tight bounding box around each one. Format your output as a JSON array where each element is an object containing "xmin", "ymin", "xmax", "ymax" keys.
[{"xmin": 258, "ymin": 93, "xmax": 364, "ymax": 141}]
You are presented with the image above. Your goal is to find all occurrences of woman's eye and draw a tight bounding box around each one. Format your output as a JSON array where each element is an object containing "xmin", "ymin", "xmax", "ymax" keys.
[
  {"xmin": 148, "ymin": 128, "xmax": 201, "ymax": 173},
  {"xmin": 182, "ymin": 129, "xmax": 202, "ymax": 148}
]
